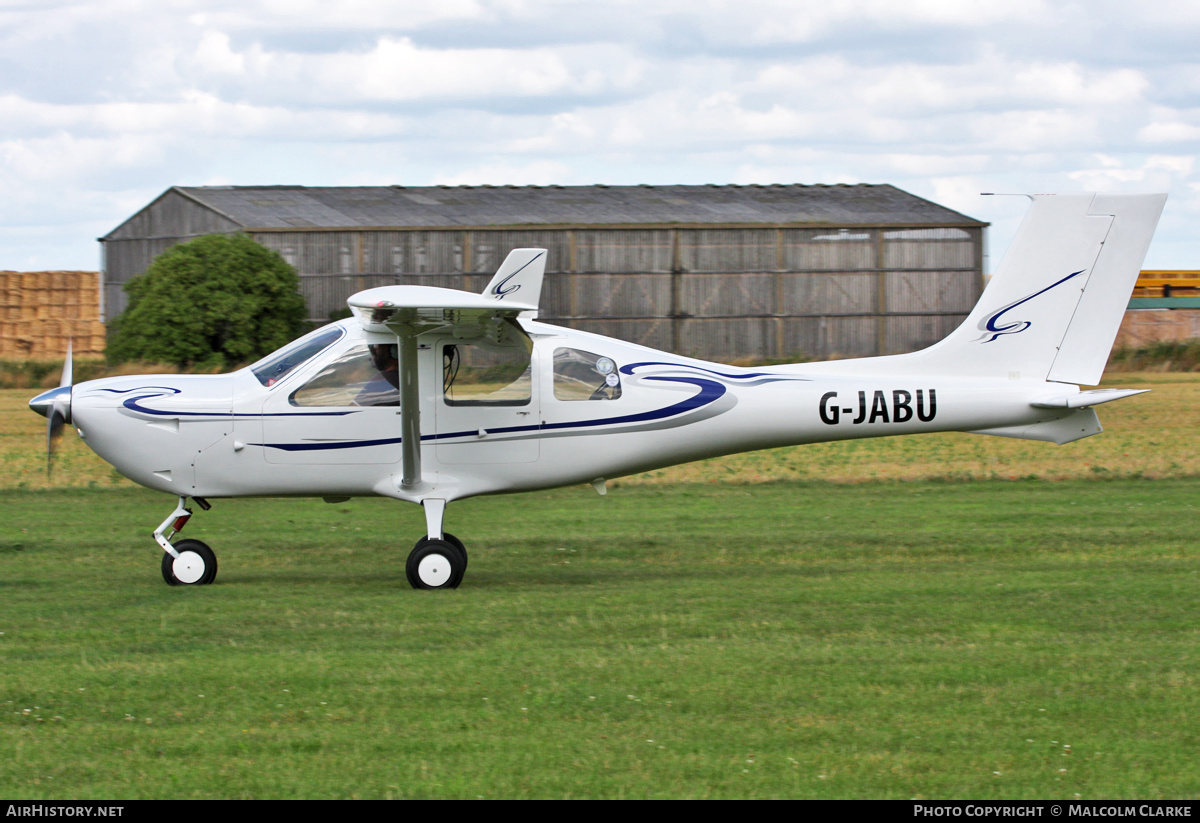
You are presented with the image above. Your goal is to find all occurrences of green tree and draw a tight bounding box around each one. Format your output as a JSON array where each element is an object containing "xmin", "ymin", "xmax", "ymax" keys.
[{"xmin": 107, "ymin": 233, "xmax": 308, "ymax": 368}]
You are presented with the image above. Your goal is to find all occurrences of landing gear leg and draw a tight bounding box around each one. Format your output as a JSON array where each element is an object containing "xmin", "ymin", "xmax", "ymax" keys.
[
  {"xmin": 421, "ymin": 498, "xmax": 466, "ymax": 568},
  {"xmin": 155, "ymin": 496, "xmax": 217, "ymax": 586},
  {"xmin": 407, "ymin": 498, "xmax": 466, "ymax": 589}
]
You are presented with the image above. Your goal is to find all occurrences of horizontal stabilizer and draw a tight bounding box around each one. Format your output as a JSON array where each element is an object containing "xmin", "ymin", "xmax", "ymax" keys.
[
  {"xmin": 1030, "ymin": 388, "xmax": 1149, "ymax": 409},
  {"xmin": 971, "ymin": 408, "xmax": 1103, "ymax": 445}
]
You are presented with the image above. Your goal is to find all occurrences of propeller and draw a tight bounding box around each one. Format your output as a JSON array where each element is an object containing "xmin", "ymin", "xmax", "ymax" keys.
[{"xmin": 29, "ymin": 339, "xmax": 73, "ymax": 474}]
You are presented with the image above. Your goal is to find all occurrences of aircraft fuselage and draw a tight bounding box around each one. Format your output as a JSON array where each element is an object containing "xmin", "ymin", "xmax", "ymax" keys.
[{"xmin": 69, "ymin": 316, "xmax": 1083, "ymax": 504}]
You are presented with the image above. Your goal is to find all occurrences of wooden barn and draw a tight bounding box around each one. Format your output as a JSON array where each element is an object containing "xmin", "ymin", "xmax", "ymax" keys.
[{"xmin": 101, "ymin": 184, "xmax": 987, "ymax": 361}]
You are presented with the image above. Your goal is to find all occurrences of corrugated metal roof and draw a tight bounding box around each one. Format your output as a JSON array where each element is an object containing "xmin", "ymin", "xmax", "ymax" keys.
[{"xmin": 164, "ymin": 184, "xmax": 985, "ymax": 230}]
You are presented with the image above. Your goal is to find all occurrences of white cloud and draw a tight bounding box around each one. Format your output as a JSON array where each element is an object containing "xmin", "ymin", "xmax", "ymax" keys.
[
  {"xmin": 882, "ymin": 154, "xmax": 993, "ymax": 176},
  {"xmin": 1067, "ymin": 154, "xmax": 1195, "ymax": 191},
  {"xmin": 969, "ymin": 109, "xmax": 1100, "ymax": 152},
  {"xmin": 751, "ymin": 53, "xmax": 1149, "ymax": 122},
  {"xmin": 1009, "ymin": 64, "xmax": 1147, "ymax": 106},
  {"xmin": 187, "ymin": 0, "xmax": 494, "ymax": 33},
  {"xmin": 508, "ymin": 112, "xmax": 596, "ymax": 152},
  {"xmin": 432, "ymin": 159, "xmax": 574, "ymax": 185},
  {"xmin": 1145, "ymin": 155, "xmax": 1195, "ymax": 174},
  {"xmin": 748, "ymin": 0, "xmax": 1052, "ymax": 44},
  {"xmin": 1138, "ymin": 122, "xmax": 1200, "ymax": 143},
  {"xmin": 930, "ymin": 176, "xmax": 991, "ymax": 214},
  {"xmin": 172, "ymin": 33, "xmax": 640, "ymax": 106},
  {"xmin": 194, "ymin": 31, "xmax": 246, "ymax": 75},
  {"xmin": 0, "ymin": 92, "xmax": 410, "ymax": 142},
  {"xmin": 0, "ymin": 0, "xmax": 1197, "ymax": 270},
  {"xmin": 0, "ymin": 133, "xmax": 165, "ymax": 185}
]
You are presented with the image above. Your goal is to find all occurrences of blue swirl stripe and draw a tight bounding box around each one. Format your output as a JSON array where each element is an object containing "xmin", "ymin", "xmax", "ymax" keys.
[
  {"xmin": 100, "ymin": 385, "xmax": 359, "ymax": 418},
  {"xmin": 255, "ymin": 373, "xmax": 729, "ymax": 452}
]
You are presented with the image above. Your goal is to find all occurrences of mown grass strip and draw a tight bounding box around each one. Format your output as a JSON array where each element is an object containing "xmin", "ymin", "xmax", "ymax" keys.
[{"xmin": 1, "ymin": 481, "xmax": 1196, "ymax": 799}]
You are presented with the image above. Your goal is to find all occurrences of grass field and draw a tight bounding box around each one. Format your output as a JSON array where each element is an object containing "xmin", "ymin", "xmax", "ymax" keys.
[{"xmin": 1, "ymin": 374, "xmax": 1198, "ymax": 798}]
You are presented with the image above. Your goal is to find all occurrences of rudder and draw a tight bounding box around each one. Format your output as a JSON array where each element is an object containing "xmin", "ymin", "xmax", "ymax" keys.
[
  {"xmin": 1048, "ymin": 193, "xmax": 1166, "ymax": 385},
  {"xmin": 900, "ymin": 192, "xmax": 1164, "ymax": 383}
]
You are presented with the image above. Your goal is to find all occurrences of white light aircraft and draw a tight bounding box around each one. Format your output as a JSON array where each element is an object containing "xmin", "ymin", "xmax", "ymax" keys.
[{"xmin": 30, "ymin": 193, "xmax": 1165, "ymax": 589}]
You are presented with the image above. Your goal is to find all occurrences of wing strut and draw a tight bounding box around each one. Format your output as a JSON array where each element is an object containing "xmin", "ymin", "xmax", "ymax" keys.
[{"xmin": 398, "ymin": 329, "xmax": 422, "ymax": 488}]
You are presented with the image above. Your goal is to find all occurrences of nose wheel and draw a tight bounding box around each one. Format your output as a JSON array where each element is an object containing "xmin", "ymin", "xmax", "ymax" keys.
[
  {"xmin": 154, "ymin": 496, "xmax": 217, "ymax": 586},
  {"xmin": 162, "ymin": 539, "xmax": 218, "ymax": 586}
]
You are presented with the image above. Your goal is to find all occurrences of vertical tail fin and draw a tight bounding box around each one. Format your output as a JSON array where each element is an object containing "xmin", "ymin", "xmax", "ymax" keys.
[
  {"xmin": 905, "ymin": 193, "xmax": 1165, "ymax": 382},
  {"xmin": 482, "ymin": 248, "xmax": 546, "ymax": 315}
]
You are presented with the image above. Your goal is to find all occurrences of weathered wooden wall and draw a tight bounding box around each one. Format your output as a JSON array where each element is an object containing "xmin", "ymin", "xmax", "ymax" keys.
[{"xmin": 245, "ymin": 226, "xmax": 982, "ymax": 361}]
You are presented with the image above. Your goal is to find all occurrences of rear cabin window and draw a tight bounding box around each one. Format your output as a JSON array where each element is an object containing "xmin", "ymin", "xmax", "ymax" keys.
[
  {"xmin": 553, "ymin": 348, "xmax": 621, "ymax": 401},
  {"xmin": 443, "ymin": 341, "xmax": 531, "ymax": 406}
]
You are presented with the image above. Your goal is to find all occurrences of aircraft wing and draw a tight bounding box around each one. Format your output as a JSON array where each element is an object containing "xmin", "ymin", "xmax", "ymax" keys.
[
  {"xmin": 348, "ymin": 285, "xmax": 533, "ymax": 333},
  {"xmin": 347, "ymin": 248, "xmax": 546, "ymax": 333}
]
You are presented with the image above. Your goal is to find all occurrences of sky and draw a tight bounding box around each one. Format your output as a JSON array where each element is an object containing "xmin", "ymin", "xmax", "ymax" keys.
[{"xmin": 2, "ymin": 0, "xmax": 1199, "ymax": 274}]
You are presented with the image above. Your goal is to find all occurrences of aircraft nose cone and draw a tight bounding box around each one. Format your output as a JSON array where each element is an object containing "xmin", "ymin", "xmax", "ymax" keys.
[{"xmin": 30, "ymin": 385, "xmax": 71, "ymax": 421}]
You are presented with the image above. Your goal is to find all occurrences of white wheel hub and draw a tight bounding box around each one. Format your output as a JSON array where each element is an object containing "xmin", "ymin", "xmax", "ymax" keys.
[
  {"xmin": 417, "ymin": 553, "xmax": 452, "ymax": 587},
  {"xmin": 172, "ymin": 551, "xmax": 206, "ymax": 584}
]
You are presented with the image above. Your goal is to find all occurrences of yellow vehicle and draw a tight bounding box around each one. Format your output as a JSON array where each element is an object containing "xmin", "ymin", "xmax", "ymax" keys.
[{"xmin": 1134, "ymin": 270, "xmax": 1200, "ymax": 297}]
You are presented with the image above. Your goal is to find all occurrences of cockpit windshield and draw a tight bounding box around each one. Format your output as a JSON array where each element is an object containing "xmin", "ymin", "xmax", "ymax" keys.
[{"xmin": 250, "ymin": 326, "xmax": 344, "ymax": 387}]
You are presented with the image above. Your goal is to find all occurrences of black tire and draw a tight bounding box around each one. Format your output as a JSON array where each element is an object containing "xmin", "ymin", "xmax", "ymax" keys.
[
  {"xmin": 161, "ymin": 550, "xmax": 179, "ymax": 586},
  {"xmin": 442, "ymin": 532, "xmax": 468, "ymax": 570},
  {"xmin": 162, "ymin": 539, "xmax": 217, "ymax": 586},
  {"xmin": 412, "ymin": 534, "xmax": 468, "ymax": 571},
  {"xmin": 406, "ymin": 539, "xmax": 465, "ymax": 590}
]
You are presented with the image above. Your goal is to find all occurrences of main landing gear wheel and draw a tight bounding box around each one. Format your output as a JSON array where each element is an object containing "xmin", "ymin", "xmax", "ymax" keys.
[
  {"xmin": 406, "ymin": 538, "xmax": 465, "ymax": 590},
  {"xmin": 162, "ymin": 539, "xmax": 218, "ymax": 586},
  {"xmin": 412, "ymin": 533, "xmax": 468, "ymax": 569}
]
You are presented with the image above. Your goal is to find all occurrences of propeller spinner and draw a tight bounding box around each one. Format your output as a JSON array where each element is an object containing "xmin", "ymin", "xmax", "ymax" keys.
[{"xmin": 28, "ymin": 340, "xmax": 73, "ymax": 473}]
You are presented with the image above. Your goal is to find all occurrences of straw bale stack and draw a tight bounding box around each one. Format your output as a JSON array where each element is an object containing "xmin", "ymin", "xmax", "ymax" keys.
[{"xmin": 0, "ymin": 270, "xmax": 105, "ymax": 359}]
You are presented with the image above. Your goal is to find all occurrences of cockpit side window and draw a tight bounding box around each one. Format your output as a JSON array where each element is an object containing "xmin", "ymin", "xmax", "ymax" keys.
[
  {"xmin": 553, "ymin": 348, "xmax": 621, "ymax": 401},
  {"xmin": 251, "ymin": 327, "xmax": 344, "ymax": 387},
  {"xmin": 291, "ymin": 343, "xmax": 400, "ymax": 407}
]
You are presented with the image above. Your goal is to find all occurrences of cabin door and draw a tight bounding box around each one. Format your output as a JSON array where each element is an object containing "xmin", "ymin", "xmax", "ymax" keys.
[{"xmin": 434, "ymin": 336, "xmax": 539, "ymax": 464}]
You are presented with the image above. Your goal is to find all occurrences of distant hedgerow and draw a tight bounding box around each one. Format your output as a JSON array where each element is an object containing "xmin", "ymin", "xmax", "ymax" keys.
[{"xmin": 1108, "ymin": 339, "xmax": 1200, "ymax": 372}]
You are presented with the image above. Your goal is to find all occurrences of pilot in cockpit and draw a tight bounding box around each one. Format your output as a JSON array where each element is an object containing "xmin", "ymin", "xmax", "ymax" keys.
[{"xmin": 354, "ymin": 343, "xmax": 400, "ymax": 406}]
